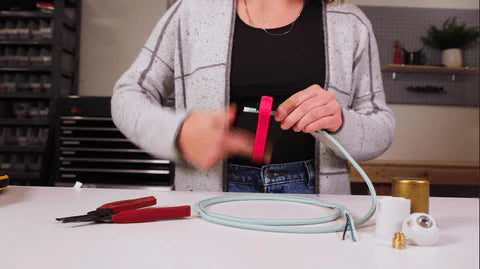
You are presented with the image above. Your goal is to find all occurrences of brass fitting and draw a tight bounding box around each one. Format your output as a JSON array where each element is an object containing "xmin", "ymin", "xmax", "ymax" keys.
[{"xmin": 392, "ymin": 232, "xmax": 406, "ymax": 249}]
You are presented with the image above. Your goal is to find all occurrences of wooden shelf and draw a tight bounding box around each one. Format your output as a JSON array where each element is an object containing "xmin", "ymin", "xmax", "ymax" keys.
[
  {"xmin": 382, "ymin": 64, "xmax": 478, "ymax": 74},
  {"xmin": 381, "ymin": 64, "xmax": 478, "ymax": 81},
  {"xmin": 350, "ymin": 160, "xmax": 479, "ymax": 186}
]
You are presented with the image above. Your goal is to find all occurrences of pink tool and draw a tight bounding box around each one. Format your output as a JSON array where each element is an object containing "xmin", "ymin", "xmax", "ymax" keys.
[{"xmin": 251, "ymin": 96, "xmax": 273, "ymax": 163}]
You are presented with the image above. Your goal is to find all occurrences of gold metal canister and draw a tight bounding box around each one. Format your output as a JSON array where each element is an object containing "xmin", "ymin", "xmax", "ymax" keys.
[{"xmin": 392, "ymin": 177, "xmax": 429, "ymax": 214}]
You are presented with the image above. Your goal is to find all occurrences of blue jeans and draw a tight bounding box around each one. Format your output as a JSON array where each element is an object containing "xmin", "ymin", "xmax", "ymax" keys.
[{"xmin": 227, "ymin": 159, "xmax": 315, "ymax": 193}]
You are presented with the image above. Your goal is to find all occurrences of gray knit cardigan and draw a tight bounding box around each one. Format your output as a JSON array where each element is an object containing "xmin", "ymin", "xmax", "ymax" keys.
[{"xmin": 111, "ymin": 0, "xmax": 395, "ymax": 194}]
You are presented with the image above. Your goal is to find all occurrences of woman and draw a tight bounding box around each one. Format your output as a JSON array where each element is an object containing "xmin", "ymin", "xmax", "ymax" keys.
[{"xmin": 111, "ymin": 0, "xmax": 395, "ymax": 194}]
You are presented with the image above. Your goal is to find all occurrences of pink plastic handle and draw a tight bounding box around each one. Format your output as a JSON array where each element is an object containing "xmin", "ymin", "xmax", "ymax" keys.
[{"xmin": 251, "ymin": 96, "xmax": 273, "ymax": 163}]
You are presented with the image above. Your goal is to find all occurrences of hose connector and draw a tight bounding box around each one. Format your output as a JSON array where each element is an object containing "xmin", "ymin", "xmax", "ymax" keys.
[{"xmin": 392, "ymin": 232, "xmax": 406, "ymax": 249}]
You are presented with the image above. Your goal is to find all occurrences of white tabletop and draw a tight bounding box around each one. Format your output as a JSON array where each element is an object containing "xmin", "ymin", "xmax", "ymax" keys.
[{"xmin": 0, "ymin": 186, "xmax": 478, "ymax": 269}]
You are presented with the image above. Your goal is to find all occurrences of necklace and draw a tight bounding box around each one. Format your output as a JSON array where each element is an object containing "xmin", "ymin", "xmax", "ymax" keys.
[{"xmin": 243, "ymin": 0, "xmax": 304, "ymax": 36}]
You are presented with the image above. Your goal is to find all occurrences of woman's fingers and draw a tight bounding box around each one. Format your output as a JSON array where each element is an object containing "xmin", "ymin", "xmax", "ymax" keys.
[
  {"xmin": 177, "ymin": 112, "xmax": 225, "ymax": 170},
  {"xmin": 281, "ymin": 95, "xmax": 329, "ymax": 131},
  {"xmin": 224, "ymin": 128, "xmax": 254, "ymax": 158},
  {"xmin": 177, "ymin": 104, "xmax": 270, "ymax": 171},
  {"xmin": 274, "ymin": 84, "xmax": 320, "ymax": 122},
  {"xmin": 224, "ymin": 128, "xmax": 273, "ymax": 164},
  {"xmin": 293, "ymin": 101, "xmax": 338, "ymax": 132},
  {"xmin": 227, "ymin": 103, "xmax": 237, "ymax": 127},
  {"xmin": 263, "ymin": 141, "xmax": 273, "ymax": 163},
  {"xmin": 303, "ymin": 115, "xmax": 339, "ymax": 133},
  {"xmin": 275, "ymin": 84, "xmax": 340, "ymax": 133}
]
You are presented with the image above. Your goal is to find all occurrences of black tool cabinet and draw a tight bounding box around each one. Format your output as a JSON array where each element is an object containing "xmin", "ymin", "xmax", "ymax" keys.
[
  {"xmin": 0, "ymin": 0, "xmax": 81, "ymax": 185},
  {"xmin": 53, "ymin": 96, "xmax": 174, "ymax": 189}
]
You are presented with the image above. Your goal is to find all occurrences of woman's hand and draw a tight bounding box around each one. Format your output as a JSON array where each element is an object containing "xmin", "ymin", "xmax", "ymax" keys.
[
  {"xmin": 274, "ymin": 84, "xmax": 343, "ymax": 133},
  {"xmin": 176, "ymin": 105, "xmax": 271, "ymax": 170}
]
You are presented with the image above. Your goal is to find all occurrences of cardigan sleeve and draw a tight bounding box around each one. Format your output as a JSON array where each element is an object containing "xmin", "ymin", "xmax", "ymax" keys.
[
  {"xmin": 312, "ymin": 8, "xmax": 395, "ymax": 161},
  {"xmin": 111, "ymin": 1, "xmax": 187, "ymax": 162}
]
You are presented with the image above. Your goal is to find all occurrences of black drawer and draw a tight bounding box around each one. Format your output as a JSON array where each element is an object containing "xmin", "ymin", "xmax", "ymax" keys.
[
  {"xmin": 54, "ymin": 97, "xmax": 173, "ymax": 187},
  {"xmin": 59, "ymin": 170, "xmax": 171, "ymax": 186}
]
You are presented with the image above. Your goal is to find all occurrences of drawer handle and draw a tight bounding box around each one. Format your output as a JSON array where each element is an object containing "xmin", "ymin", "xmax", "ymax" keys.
[{"xmin": 63, "ymin": 141, "xmax": 80, "ymax": 145}]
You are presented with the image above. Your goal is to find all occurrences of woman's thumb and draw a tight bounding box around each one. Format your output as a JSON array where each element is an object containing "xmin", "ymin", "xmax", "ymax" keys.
[{"xmin": 226, "ymin": 103, "xmax": 237, "ymax": 127}]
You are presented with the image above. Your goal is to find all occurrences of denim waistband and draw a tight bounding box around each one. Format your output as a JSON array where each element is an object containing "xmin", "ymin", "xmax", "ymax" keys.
[{"xmin": 228, "ymin": 159, "xmax": 315, "ymax": 192}]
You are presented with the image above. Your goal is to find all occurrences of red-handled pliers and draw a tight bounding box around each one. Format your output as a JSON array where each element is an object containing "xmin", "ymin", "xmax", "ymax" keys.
[{"xmin": 56, "ymin": 196, "xmax": 191, "ymax": 223}]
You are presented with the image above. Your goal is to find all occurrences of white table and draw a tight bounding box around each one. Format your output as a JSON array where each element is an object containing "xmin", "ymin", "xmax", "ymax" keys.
[{"xmin": 0, "ymin": 186, "xmax": 478, "ymax": 269}]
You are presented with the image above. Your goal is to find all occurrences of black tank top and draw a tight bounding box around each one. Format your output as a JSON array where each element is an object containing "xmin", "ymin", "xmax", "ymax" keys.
[{"xmin": 229, "ymin": 0, "xmax": 325, "ymax": 165}]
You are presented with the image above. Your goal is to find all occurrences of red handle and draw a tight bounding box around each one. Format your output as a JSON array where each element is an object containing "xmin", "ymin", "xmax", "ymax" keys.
[
  {"xmin": 97, "ymin": 196, "xmax": 157, "ymax": 213},
  {"xmin": 252, "ymin": 96, "xmax": 273, "ymax": 163},
  {"xmin": 111, "ymin": 205, "xmax": 191, "ymax": 223}
]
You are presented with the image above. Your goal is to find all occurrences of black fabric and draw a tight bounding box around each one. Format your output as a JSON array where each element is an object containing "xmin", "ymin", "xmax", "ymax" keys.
[{"xmin": 229, "ymin": 0, "xmax": 325, "ymax": 166}]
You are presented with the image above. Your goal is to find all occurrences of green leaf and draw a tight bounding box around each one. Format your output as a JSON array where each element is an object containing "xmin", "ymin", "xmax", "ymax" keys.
[{"xmin": 421, "ymin": 16, "xmax": 480, "ymax": 50}]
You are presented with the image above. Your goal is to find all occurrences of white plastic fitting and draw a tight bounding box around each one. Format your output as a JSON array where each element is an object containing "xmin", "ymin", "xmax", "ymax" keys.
[
  {"xmin": 375, "ymin": 196, "xmax": 411, "ymax": 240},
  {"xmin": 401, "ymin": 213, "xmax": 440, "ymax": 246}
]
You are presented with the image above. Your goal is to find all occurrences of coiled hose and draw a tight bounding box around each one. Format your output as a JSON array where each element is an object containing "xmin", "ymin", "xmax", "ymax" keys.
[{"xmin": 195, "ymin": 130, "xmax": 377, "ymax": 235}]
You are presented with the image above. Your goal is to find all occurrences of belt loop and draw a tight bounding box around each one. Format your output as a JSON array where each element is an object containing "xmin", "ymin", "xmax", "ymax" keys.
[
  {"xmin": 261, "ymin": 164, "xmax": 269, "ymax": 190},
  {"xmin": 304, "ymin": 159, "xmax": 315, "ymax": 189}
]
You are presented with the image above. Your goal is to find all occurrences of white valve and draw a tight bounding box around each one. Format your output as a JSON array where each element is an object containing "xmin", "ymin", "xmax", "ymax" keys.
[
  {"xmin": 401, "ymin": 213, "xmax": 440, "ymax": 246},
  {"xmin": 375, "ymin": 196, "xmax": 411, "ymax": 240}
]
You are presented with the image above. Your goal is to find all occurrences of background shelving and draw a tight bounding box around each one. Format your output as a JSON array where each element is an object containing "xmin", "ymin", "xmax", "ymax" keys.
[
  {"xmin": 382, "ymin": 64, "xmax": 479, "ymax": 74},
  {"xmin": 0, "ymin": 0, "xmax": 82, "ymax": 186},
  {"xmin": 382, "ymin": 64, "xmax": 479, "ymax": 81},
  {"xmin": 52, "ymin": 97, "xmax": 174, "ymax": 189}
]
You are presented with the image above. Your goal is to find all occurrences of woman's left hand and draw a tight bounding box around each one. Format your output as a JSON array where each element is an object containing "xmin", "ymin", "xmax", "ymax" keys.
[{"xmin": 274, "ymin": 84, "xmax": 343, "ymax": 133}]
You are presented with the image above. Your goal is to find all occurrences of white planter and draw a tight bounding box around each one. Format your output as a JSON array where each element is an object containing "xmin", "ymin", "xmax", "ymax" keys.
[{"xmin": 441, "ymin": 48, "xmax": 463, "ymax": 68}]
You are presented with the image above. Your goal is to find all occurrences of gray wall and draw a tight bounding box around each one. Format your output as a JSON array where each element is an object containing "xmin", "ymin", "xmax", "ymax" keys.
[
  {"xmin": 361, "ymin": 6, "xmax": 479, "ymax": 106},
  {"xmin": 78, "ymin": 0, "xmax": 167, "ymax": 96}
]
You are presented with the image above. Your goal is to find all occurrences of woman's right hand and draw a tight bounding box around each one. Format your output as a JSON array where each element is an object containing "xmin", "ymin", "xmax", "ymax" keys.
[{"xmin": 176, "ymin": 105, "xmax": 271, "ymax": 170}]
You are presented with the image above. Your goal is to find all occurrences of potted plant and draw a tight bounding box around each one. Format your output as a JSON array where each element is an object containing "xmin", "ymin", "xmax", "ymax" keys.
[{"xmin": 421, "ymin": 17, "xmax": 480, "ymax": 68}]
